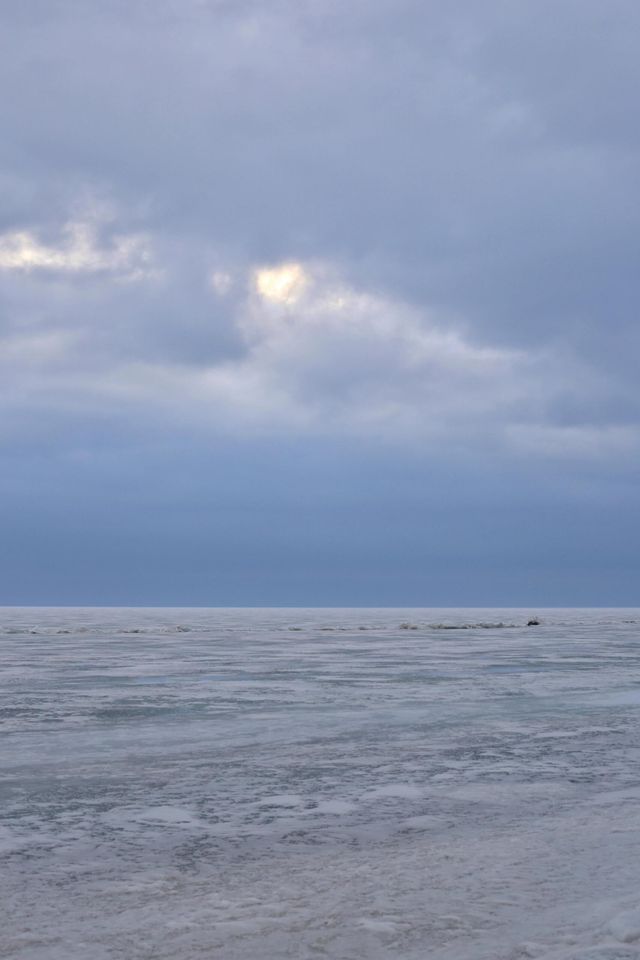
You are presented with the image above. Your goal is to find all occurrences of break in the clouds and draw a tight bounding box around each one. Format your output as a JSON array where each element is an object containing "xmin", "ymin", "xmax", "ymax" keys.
[{"xmin": 1, "ymin": 0, "xmax": 639, "ymax": 603}]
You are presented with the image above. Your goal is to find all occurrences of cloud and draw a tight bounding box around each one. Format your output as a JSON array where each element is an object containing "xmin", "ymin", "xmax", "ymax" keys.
[
  {"xmin": 233, "ymin": 261, "xmax": 525, "ymax": 435},
  {"xmin": 1, "ymin": 242, "xmax": 624, "ymax": 460},
  {"xmin": 1, "ymin": 1, "xmax": 640, "ymax": 602},
  {"xmin": 0, "ymin": 0, "xmax": 638, "ymax": 459},
  {"xmin": 0, "ymin": 219, "xmax": 153, "ymax": 279}
]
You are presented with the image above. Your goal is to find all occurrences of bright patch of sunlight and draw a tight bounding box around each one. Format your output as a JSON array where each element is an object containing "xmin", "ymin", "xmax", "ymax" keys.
[{"xmin": 254, "ymin": 262, "xmax": 307, "ymax": 304}]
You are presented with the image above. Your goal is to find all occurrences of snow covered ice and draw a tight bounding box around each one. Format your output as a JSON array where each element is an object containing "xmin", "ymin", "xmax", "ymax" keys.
[{"xmin": 3, "ymin": 608, "xmax": 640, "ymax": 959}]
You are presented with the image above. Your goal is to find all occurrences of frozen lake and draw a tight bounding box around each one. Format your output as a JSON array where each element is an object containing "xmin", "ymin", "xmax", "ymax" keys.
[{"xmin": 3, "ymin": 608, "xmax": 640, "ymax": 959}]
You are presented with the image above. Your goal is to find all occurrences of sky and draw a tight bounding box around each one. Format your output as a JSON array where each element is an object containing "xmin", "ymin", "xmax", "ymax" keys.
[{"xmin": 1, "ymin": 0, "xmax": 639, "ymax": 606}]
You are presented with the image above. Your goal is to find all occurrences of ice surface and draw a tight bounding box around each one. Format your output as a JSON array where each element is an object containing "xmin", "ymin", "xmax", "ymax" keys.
[
  {"xmin": 2, "ymin": 607, "xmax": 640, "ymax": 958},
  {"xmin": 609, "ymin": 908, "xmax": 640, "ymax": 943}
]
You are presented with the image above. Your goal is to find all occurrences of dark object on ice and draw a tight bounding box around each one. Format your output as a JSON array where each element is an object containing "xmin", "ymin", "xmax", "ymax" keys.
[{"xmin": 527, "ymin": 618, "xmax": 541, "ymax": 626}]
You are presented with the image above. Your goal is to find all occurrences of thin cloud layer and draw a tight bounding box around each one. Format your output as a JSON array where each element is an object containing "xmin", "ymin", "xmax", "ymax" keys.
[
  {"xmin": 1, "ymin": 244, "xmax": 631, "ymax": 458},
  {"xmin": 0, "ymin": 221, "xmax": 152, "ymax": 279}
]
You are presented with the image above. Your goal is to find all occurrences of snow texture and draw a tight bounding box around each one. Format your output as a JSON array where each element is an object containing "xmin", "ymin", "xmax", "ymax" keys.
[{"xmin": 2, "ymin": 607, "xmax": 640, "ymax": 959}]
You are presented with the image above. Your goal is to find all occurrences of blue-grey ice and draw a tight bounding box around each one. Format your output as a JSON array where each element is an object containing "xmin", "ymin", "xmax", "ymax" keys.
[{"xmin": 3, "ymin": 608, "xmax": 640, "ymax": 959}]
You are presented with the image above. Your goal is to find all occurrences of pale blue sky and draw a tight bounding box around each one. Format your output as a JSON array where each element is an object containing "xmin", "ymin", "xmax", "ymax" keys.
[{"xmin": 1, "ymin": 1, "xmax": 639, "ymax": 604}]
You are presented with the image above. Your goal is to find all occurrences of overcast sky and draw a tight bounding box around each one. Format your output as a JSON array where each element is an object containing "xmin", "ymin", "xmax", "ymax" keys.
[{"xmin": 1, "ymin": 0, "xmax": 639, "ymax": 605}]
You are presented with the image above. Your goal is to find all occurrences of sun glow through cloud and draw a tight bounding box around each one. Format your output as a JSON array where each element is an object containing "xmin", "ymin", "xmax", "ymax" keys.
[{"xmin": 254, "ymin": 262, "xmax": 307, "ymax": 303}]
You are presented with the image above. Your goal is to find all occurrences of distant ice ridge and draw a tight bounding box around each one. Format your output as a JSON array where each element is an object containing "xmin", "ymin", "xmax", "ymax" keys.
[
  {"xmin": 399, "ymin": 620, "xmax": 521, "ymax": 629},
  {"xmin": 3, "ymin": 607, "xmax": 640, "ymax": 959},
  {"xmin": 1, "ymin": 608, "xmax": 637, "ymax": 636}
]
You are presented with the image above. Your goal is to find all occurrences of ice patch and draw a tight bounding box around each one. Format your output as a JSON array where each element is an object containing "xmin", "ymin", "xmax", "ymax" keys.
[
  {"xmin": 355, "ymin": 918, "xmax": 398, "ymax": 934},
  {"xmin": 0, "ymin": 826, "xmax": 37, "ymax": 855},
  {"xmin": 546, "ymin": 948, "xmax": 640, "ymax": 959},
  {"xmin": 443, "ymin": 782, "xmax": 560, "ymax": 804},
  {"xmin": 365, "ymin": 783, "xmax": 422, "ymax": 800},
  {"xmin": 103, "ymin": 805, "xmax": 203, "ymax": 829},
  {"xmin": 6, "ymin": 607, "xmax": 640, "ymax": 959},
  {"xmin": 313, "ymin": 799, "xmax": 357, "ymax": 814},
  {"xmin": 610, "ymin": 908, "xmax": 640, "ymax": 943},
  {"xmin": 259, "ymin": 794, "xmax": 303, "ymax": 808},
  {"xmin": 589, "ymin": 690, "xmax": 640, "ymax": 707},
  {"xmin": 588, "ymin": 787, "xmax": 640, "ymax": 807},
  {"xmin": 400, "ymin": 814, "xmax": 443, "ymax": 830}
]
